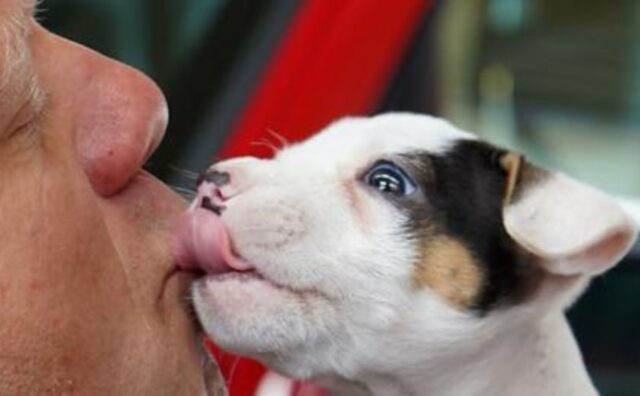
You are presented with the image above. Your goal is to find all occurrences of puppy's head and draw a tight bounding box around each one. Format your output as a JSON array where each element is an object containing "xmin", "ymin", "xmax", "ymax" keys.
[{"xmin": 174, "ymin": 114, "xmax": 637, "ymax": 379}]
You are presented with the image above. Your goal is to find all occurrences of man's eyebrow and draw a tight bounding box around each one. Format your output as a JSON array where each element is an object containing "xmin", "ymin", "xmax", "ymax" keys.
[
  {"xmin": 24, "ymin": 0, "xmax": 39, "ymax": 16},
  {"xmin": 0, "ymin": 1, "xmax": 38, "ymax": 21},
  {"xmin": 8, "ymin": 0, "xmax": 39, "ymax": 19},
  {"xmin": 0, "ymin": 0, "xmax": 46, "ymax": 138}
]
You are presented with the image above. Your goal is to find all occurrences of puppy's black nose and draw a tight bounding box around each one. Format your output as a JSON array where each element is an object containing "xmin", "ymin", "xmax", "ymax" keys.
[
  {"xmin": 201, "ymin": 196, "xmax": 223, "ymax": 215},
  {"xmin": 197, "ymin": 170, "xmax": 230, "ymax": 187}
]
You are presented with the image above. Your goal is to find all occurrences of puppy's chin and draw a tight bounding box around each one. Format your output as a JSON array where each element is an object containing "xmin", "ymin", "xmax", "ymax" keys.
[{"xmin": 192, "ymin": 272, "xmax": 336, "ymax": 363}]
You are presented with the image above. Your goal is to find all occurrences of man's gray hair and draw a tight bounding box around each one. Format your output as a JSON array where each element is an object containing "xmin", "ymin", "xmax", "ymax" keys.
[
  {"xmin": 1, "ymin": 9, "xmax": 30, "ymax": 87},
  {"xmin": 0, "ymin": 0, "xmax": 44, "ymax": 135}
]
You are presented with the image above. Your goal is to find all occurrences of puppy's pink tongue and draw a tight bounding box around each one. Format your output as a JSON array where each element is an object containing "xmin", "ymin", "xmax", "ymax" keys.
[{"xmin": 172, "ymin": 208, "xmax": 253, "ymax": 274}]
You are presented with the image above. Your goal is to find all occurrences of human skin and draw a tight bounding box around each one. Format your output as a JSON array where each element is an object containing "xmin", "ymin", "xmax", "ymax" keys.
[{"xmin": 0, "ymin": 1, "xmax": 221, "ymax": 394}]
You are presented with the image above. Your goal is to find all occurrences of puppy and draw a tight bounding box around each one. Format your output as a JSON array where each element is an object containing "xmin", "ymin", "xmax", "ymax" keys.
[{"xmin": 173, "ymin": 113, "xmax": 638, "ymax": 396}]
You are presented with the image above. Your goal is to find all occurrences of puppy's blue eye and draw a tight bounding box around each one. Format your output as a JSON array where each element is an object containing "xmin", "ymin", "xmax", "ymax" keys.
[{"xmin": 365, "ymin": 162, "xmax": 416, "ymax": 196}]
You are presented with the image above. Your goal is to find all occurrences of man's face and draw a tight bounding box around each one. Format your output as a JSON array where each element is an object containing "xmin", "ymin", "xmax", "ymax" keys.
[{"xmin": 0, "ymin": 1, "xmax": 215, "ymax": 394}]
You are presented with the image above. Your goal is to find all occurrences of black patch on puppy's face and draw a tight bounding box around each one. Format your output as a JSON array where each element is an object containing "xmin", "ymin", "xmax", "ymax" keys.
[{"xmin": 400, "ymin": 140, "xmax": 536, "ymax": 312}]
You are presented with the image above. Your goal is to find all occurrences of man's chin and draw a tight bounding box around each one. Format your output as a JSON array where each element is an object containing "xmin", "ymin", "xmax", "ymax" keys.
[{"xmin": 192, "ymin": 273, "xmax": 329, "ymax": 357}]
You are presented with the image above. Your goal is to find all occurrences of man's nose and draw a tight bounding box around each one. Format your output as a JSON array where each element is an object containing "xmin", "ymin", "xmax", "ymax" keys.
[
  {"xmin": 74, "ymin": 59, "xmax": 169, "ymax": 196},
  {"xmin": 34, "ymin": 25, "xmax": 169, "ymax": 196}
]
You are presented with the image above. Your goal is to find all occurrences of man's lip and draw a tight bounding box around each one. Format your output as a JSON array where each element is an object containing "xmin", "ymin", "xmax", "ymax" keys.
[
  {"xmin": 164, "ymin": 266, "xmax": 202, "ymax": 284},
  {"xmin": 160, "ymin": 267, "xmax": 199, "ymax": 300},
  {"xmin": 160, "ymin": 268, "xmax": 209, "ymax": 335},
  {"xmin": 110, "ymin": 172, "xmax": 192, "ymax": 303}
]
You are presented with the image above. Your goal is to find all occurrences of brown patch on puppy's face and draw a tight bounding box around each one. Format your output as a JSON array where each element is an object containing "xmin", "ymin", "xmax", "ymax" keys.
[
  {"xmin": 414, "ymin": 237, "xmax": 484, "ymax": 309},
  {"xmin": 398, "ymin": 140, "xmax": 540, "ymax": 312}
]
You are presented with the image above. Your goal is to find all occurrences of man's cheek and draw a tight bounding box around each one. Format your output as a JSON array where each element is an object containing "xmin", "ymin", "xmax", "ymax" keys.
[{"xmin": 0, "ymin": 161, "xmax": 112, "ymax": 295}]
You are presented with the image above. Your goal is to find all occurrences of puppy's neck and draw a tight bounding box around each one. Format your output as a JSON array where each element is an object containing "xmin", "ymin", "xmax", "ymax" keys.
[{"xmin": 345, "ymin": 307, "xmax": 598, "ymax": 396}]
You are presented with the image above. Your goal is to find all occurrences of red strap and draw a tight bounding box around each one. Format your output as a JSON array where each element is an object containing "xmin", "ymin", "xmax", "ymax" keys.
[
  {"xmin": 210, "ymin": 1, "xmax": 433, "ymax": 394},
  {"xmin": 219, "ymin": 0, "xmax": 432, "ymax": 160}
]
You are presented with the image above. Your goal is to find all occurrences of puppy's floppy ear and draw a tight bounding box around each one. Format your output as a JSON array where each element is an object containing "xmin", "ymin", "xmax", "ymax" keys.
[{"xmin": 499, "ymin": 153, "xmax": 637, "ymax": 276}]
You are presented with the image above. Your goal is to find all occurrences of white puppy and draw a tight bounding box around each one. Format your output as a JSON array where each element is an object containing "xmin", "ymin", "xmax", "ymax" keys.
[{"xmin": 173, "ymin": 113, "xmax": 638, "ymax": 396}]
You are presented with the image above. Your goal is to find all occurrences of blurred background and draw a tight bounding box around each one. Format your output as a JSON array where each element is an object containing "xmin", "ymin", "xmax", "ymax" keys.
[{"xmin": 42, "ymin": 0, "xmax": 640, "ymax": 395}]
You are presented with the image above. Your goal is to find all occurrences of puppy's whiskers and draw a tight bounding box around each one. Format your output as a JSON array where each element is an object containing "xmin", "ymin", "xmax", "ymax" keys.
[
  {"xmin": 250, "ymin": 138, "xmax": 280, "ymax": 156},
  {"xmin": 151, "ymin": 163, "xmax": 201, "ymax": 201},
  {"xmin": 267, "ymin": 128, "xmax": 290, "ymax": 149},
  {"xmin": 167, "ymin": 164, "xmax": 200, "ymax": 181},
  {"xmin": 225, "ymin": 355, "xmax": 242, "ymax": 390},
  {"xmin": 169, "ymin": 185, "xmax": 197, "ymax": 201},
  {"xmin": 249, "ymin": 128, "xmax": 291, "ymax": 156}
]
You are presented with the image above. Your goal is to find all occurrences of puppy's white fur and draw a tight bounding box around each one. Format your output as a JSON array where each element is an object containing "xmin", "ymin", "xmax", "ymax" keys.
[{"xmin": 191, "ymin": 113, "xmax": 637, "ymax": 396}]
